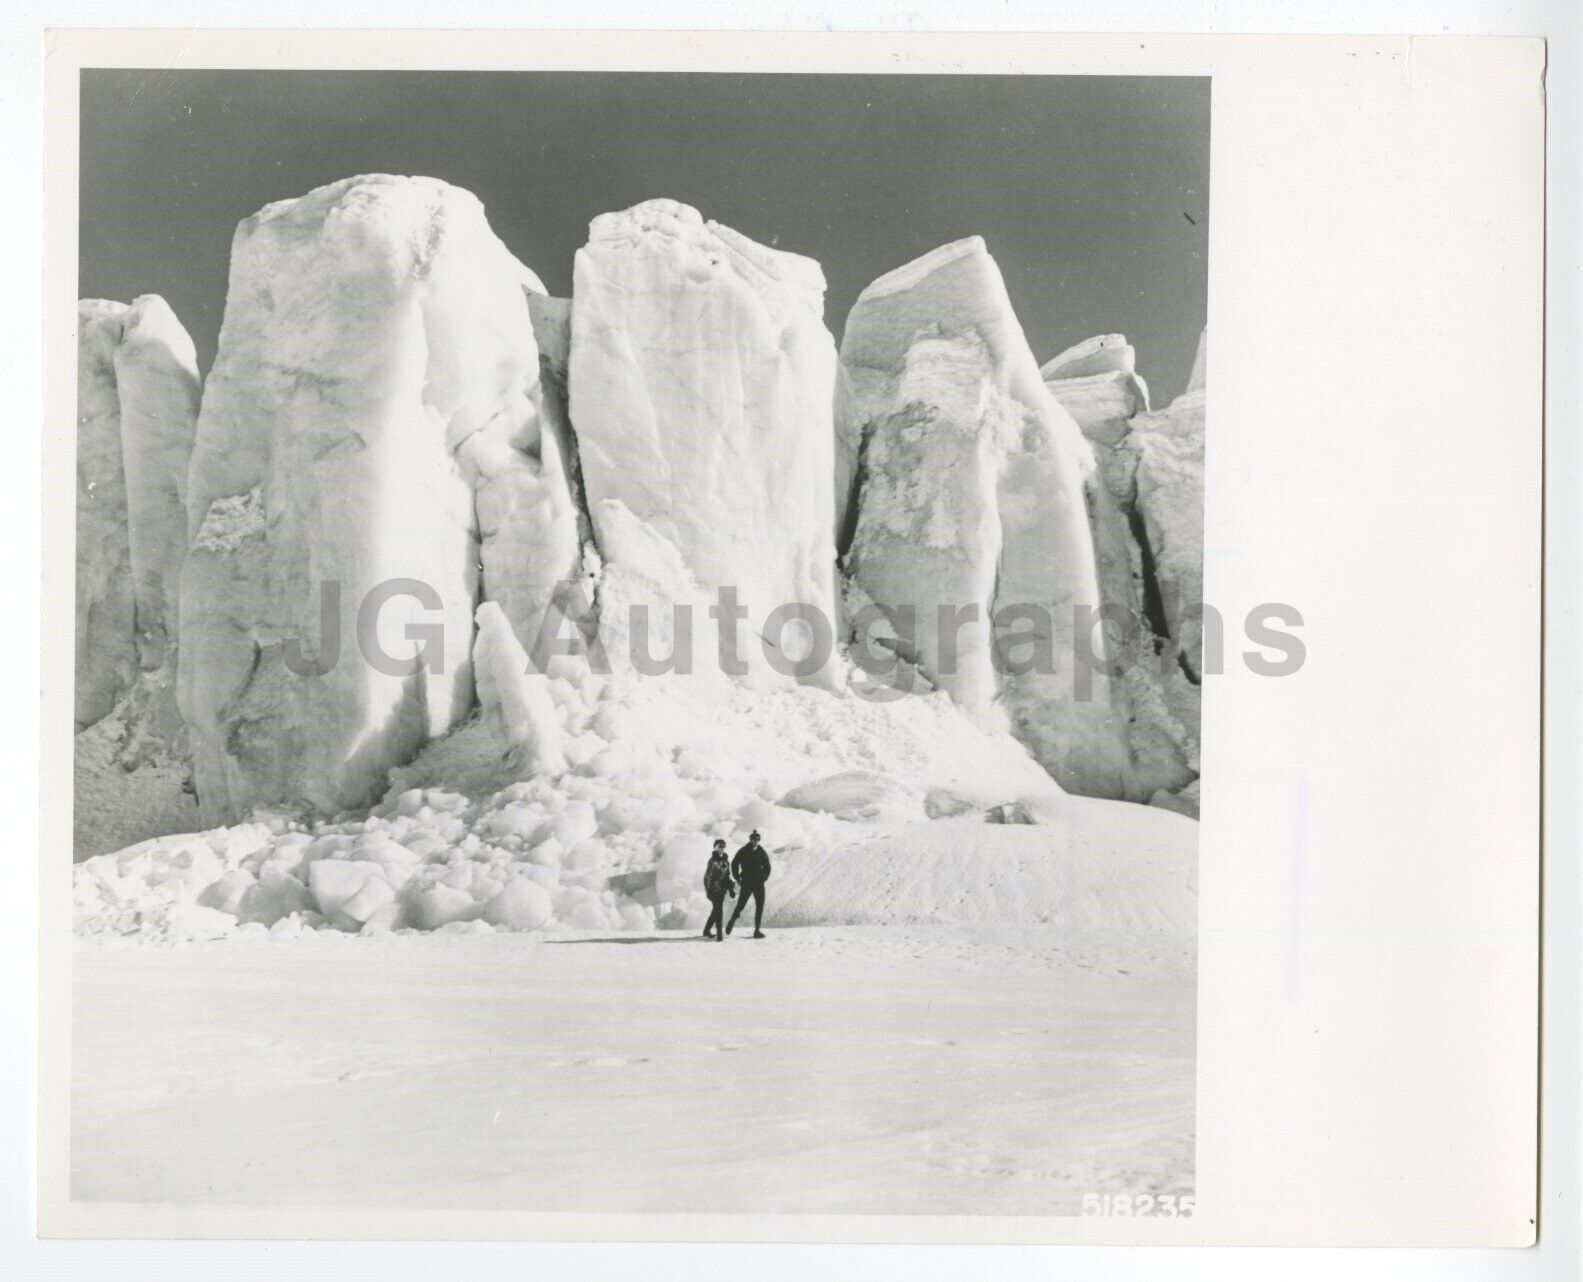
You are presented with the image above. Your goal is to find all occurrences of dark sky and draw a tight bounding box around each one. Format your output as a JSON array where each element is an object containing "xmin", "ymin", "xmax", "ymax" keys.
[{"xmin": 80, "ymin": 70, "xmax": 1208, "ymax": 403}]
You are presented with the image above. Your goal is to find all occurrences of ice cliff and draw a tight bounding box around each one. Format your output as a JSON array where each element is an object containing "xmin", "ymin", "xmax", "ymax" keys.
[
  {"xmin": 178, "ymin": 175, "xmax": 576, "ymax": 825},
  {"xmin": 570, "ymin": 199, "xmax": 840, "ymax": 683},
  {"xmin": 1043, "ymin": 329, "xmax": 1206, "ymax": 807},
  {"xmin": 1129, "ymin": 329, "xmax": 1207, "ymax": 683},
  {"xmin": 74, "ymin": 296, "xmax": 205, "ymax": 857},
  {"xmin": 1040, "ymin": 334, "xmax": 1153, "ymax": 691},
  {"xmin": 839, "ymin": 238, "xmax": 1130, "ymax": 797},
  {"xmin": 76, "ymin": 295, "xmax": 201, "ymax": 726},
  {"xmin": 1040, "ymin": 333, "xmax": 1150, "ymax": 444},
  {"xmin": 76, "ymin": 301, "xmax": 138, "ymax": 730},
  {"xmin": 75, "ymin": 176, "xmax": 1203, "ymax": 879}
]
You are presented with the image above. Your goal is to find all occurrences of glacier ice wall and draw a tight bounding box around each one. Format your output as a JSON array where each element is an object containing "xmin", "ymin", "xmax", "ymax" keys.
[
  {"xmin": 178, "ymin": 175, "xmax": 564, "ymax": 824},
  {"xmin": 1040, "ymin": 336, "xmax": 1152, "ymax": 659},
  {"xmin": 1043, "ymin": 329, "xmax": 1205, "ymax": 805},
  {"xmin": 75, "ymin": 295, "xmax": 201, "ymax": 727},
  {"xmin": 1130, "ymin": 339, "xmax": 1207, "ymax": 682},
  {"xmin": 76, "ymin": 301, "xmax": 138, "ymax": 729},
  {"xmin": 844, "ymin": 328, "xmax": 1010, "ymax": 715},
  {"xmin": 75, "ymin": 175, "xmax": 1202, "ymax": 847},
  {"xmin": 841, "ymin": 238, "xmax": 1129, "ymax": 796},
  {"xmin": 569, "ymin": 199, "xmax": 840, "ymax": 682},
  {"xmin": 74, "ymin": 294, "xmax": 204, "ymax": 855},
  {"xmin": 115, "ymin": 295, "xmax": 203, "ymax": 671},
  {"xmin": 525, "ymin": 293, "xmax": 599, "ymax": 650}
]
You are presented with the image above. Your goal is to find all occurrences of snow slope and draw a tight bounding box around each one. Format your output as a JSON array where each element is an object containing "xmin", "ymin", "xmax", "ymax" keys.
[{"xmin": 770, "ymin": 804, "xmax": 1196, "ymax": 938}]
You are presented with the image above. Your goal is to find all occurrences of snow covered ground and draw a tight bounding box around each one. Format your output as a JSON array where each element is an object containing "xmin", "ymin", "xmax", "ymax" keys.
[{"xmin": 72, "ymin": 922, "xmax": 1193, "ymax": 1215}]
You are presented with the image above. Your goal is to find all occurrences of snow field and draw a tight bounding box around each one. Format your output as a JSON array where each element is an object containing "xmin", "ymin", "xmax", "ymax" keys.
[{"xmin": 71, "ymin": 925, "xmax": 1195, "ymax": 1212}]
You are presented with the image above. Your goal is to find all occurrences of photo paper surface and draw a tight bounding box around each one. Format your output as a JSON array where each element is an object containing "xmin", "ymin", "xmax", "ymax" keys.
[{"xmin": 37, "ymin": 28, "xmax": 1543, "ymax": 1247}]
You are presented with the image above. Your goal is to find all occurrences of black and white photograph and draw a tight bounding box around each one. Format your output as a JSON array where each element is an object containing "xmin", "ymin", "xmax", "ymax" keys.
[
  {"xmin": 27, "ymin": 21, "xmax": 1556, "ymax": 1261},
  {"xmin": 66, "ymin": 66, "xmax": 1208, "ymax": 1216}
]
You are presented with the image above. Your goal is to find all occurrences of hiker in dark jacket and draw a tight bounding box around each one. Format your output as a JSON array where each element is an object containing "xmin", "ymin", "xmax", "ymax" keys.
[
  {"xmin": 726, "ymin": 830, "xmax": 772, "ymax": 939},
  {"xmin": 701, "ymin": 839, "xmax": 735, "ymax": 941}
]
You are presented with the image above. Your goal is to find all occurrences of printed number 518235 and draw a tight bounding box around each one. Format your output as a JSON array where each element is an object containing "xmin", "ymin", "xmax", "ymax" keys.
[{"xmin": 1081, "ymin": 1193, "xmax": 1195, "ymax": 1218}]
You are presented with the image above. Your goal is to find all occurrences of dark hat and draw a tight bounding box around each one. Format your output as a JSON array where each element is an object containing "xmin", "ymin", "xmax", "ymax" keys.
[
  {"xmin": 713, "ymin": 838, "xmax": 726, "ymax": 848},
  {"xmin": 750, "ymin": 830, "xmax": 761, "ymax": 840}
]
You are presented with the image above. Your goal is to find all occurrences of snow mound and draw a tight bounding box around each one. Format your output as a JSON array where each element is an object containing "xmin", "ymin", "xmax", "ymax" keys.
[
  {"xmin": 72, "ymin": 667, "xmax": 1194, "ymax": 943},
  {"xmin": 768, "ymin": 800, "xmax": 1196, "ymax": 940},
  {"xmin": 655, "ymin": 833, "xmax": 713, "ymax": 905},
  {"xmin": 779, "ymin": 771, "xmax": 927, "ymax": 824}
]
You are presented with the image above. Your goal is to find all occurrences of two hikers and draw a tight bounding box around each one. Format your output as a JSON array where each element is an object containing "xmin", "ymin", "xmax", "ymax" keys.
[{"xmin": 700, "ymin": 830, "xmax": 772, "ymax": 940}]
